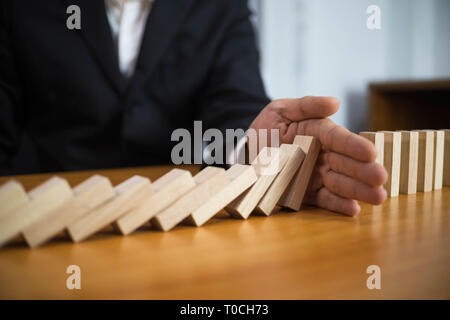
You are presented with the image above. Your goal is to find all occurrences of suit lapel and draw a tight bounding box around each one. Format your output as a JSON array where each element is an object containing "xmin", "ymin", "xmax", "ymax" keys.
[
  {"xmin": 125, "ymin": 0, "xmax": 194, "ymax": 102},
  {"xmin": 62, "ymin": 0, "xmax": 127, "ymax": 95}
]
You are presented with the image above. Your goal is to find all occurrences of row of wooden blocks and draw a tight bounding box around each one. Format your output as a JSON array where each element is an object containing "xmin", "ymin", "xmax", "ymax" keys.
[
  {"xmin": 360, "ymin": 129, "xmax": 450, "ymax": 197},
  {"xmin": 0, "ymin": 135, "xmax": 321, "ymax": 249}
]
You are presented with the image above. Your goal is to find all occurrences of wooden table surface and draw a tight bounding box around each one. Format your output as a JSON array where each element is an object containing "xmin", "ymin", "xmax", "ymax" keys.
[{"xmin": 0, "ymin": 166, "xmax": 449, "ymax": 299}]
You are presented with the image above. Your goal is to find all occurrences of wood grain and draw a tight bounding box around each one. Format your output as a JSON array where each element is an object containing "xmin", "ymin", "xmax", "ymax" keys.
[
  {"xmin": 115, "ymin": 169, "xmax": 196, "ymax": 235},
  {"xmin": 444, "ymin": 130, "xmax": 450, "ymax": 187},
  {"xmin": 381, "ymin": 131, "xmax": 401, "ymax": 197},
  {"xmin": 67, "ymin": 176, "xmax": 153, "ymax": 242},
  {"xmin": 278, "ymin": 136, "xmax": 321, "ymax": 211},
  {"xmin": 433, "ymin": 130, "xmax": 445, "ymax": 190},
  {"xmin": 226, "ymin": 147, "xmax": 288, "ymax": 219},
  {"xmin": 256, "ymin": 144, "xmax": 305, "ymax": 216},
  {"xmin": 398, "ymin": 131, "xmax": 418, "ymax": 195},
  {"xmin": 0, "ymin": 177, "xmax": 73, "ymax": 247},
  {"xmin": 415, "ymin": 130, "xmax": 435, "ymax": 192},
  {"xmin": 188, "ymin": 165, "xmax": 257, "ymax": 227},
  {"xmin": 0, "ymin": 180, "xmax": 29, "ymax": 218},
  {"xmin": 0, "ymin": 166, "xmax": 448, "ymax": 299},
  {"xmin": 152, "ymin": 167, "xmax": 230, "ymax": 231},
  {"xmin": 22, "ymin": 175, "xmax": 115, "ymax": 248}
]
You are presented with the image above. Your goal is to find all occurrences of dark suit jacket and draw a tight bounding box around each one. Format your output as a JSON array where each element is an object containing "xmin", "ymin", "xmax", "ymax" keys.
[{"xmin": 0, "ymin": 0, "xmax": 269, "ymax": 175}]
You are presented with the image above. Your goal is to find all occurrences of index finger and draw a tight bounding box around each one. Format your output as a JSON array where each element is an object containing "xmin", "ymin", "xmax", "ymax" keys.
[{"xmin": 297, "ymin": 118, "xmax": 377, "ymax": 162}]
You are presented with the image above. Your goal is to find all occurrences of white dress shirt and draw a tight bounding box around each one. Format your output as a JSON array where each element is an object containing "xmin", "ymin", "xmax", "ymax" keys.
[
  {"xmin": 105, "ymin": 0, "xmax": 153, "ymax": 78},
  {"xmin": 105, "ymin": 0, "xmax": 246, "ymax": 165}
]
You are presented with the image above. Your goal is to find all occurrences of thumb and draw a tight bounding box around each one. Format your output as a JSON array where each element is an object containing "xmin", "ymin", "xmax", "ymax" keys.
[{"xmin": 272, "ymin": 96, "xmax": 340, "ymax": 122}]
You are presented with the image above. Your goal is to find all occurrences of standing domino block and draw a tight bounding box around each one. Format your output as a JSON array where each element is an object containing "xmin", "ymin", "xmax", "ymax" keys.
[
  {"xmin": 433, "ymin": 130, "xmax": 445, "ymax": 190},
  {"xmin": 115, "ymin": 169, "xmax": 196, "ymax": 235},
  {"xmin": 414, "ymin": 130, "xmax": 435, "ymax": 192},
  {"xmin": 398, "ymin": 131, "xmax": 418, "ymax": 194},
  {"xmin": 381, "ymin": 131, "xmax": 401, "ymax": 197},
  {"xmin": 0, "ymin": 180, "xmax": 29, "ymax": 218},
  {"xmin": 225, "ymin": 147, "xmax": 288, "ymax": 219},
  {"xmin": 360, "ymin": 132, "xmax": 384, "ymax": 167},
  {"xmin": 444, "ymin": 130, "xmax": 450, "ymax": 187},
  {"xmin": 67, "ymin": 175, "xmax": 152, "ymax": 242},
  {"xmin": 278, "ymin": 135, "xmax": 321, "ymax": 211},
  {"xmin": 256, "ymin": 144, "xmax": 305, "ymax": 216},
  {"xmin": 22, "ymin": 175, "xmax": 115, "ymax": 248},
  {"xmin": 151, "ymin": 167, "xmax": 230, "ymax": 231},
  {"xmin": 0, "ymin": 177, "xmax": 73, "ymax": 247},
  {"xmin": 188, "ymin": 164, "xmax": 257, "ymax": 227}
]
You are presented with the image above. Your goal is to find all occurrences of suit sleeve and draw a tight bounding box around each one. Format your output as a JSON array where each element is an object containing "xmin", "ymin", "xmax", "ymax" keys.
[
  {"xmin": 196, "ymin": 0, "xmax": 270, "ymax": 135},
  {"xmin": 0, "ymin": 1, "xmax": 24, "ymax": 175}
]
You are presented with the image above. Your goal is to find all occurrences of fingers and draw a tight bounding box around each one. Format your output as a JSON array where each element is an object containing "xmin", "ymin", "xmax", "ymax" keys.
[
  {"xmin": 320, "ymin": 166, "xmax": 387, "ymax": 205},
  {"xmin": 272, "ymin": 96, "xmax": 339, "ymax": 122},
  {"xmin": 315, "ymin": 187, "xmax": 361, "ymax": 217},
  {"xmin": 297, "ymin": 118, "xmax": 377, "ymax": 162},
  {"xmin": 321, "ymin": 152, "xmax": 387, "ymax": 187}
]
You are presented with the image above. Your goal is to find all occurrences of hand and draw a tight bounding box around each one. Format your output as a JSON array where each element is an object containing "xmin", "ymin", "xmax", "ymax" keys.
[{"xmin": 249, "ymin": 96, "xmax": 387, "ymax": 216}]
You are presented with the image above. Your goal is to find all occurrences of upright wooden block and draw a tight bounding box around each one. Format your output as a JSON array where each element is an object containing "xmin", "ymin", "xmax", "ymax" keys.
[
  {"xmin": 67, "ymin": 175, "xmax": 152, "ymax": 242},
  {"xmin": 0, "ymin": 177, "xmax": 73, "ymax": 247},
  {"xmin": 381, "ymin": 131, "xmax": 401, "ymax": 197},
  {"xmin": 398, "ymin": 131, "xmax": 418, "ymax": 195},
  {"xmin": 278, "ymin": 135, "xmax": 321, "ymax": 211},
  {"xmin": 188, "ymin": 164, "xmax": 257, "ymax": 227},
  {"xmin": 414, "ymin": 130, "xmax": 434, "ymax": 192},
  {"xmin": 0, "ymin": 180, "xmax": 29, "ymax": 218},
  {"xmin": 22, "ymin": 175, "xmax": 115, "ymax": 248},
  {"xmin": 360, "ymin": 132, "xmax": 384, "ymax": 167},
  {"xmin": 225, "ymin": 147, "xmax": 288, "ymax": 219},
  {"xmin": 444, "ymin": 130, "xmax": 450, "ymax": 187},
  {"xmin": 115, "ymin": 169, "xmax": 196, "ymax": 235},
  {"xmin": 433, "ymin": 130, "xmax": 445, "ymax": 190},
  {"xmin": 256, "ymin": 144, "xmax": 305, "ymax": 216},
  {"xmin": 152, "ymin": 167, "xmax": 230, "ymax": 231}
]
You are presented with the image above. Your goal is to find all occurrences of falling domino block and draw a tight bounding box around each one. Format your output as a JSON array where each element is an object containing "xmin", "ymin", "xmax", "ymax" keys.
[
  {"xmin": 115, "ymin": 169, "xmax": 196, "ymax": 235},
  {"xmin": 151, "ymin": 167, "xmax": 230, "ymax": 231},
  {"xmin": 0, "ymin": 180, "xmax": 29, "ymax": 218},
  {"xmin": 67, "ymin": 175, "xmax": 152, "ymax": 242},
  {"xmin": 433, "ymin": 130, "xmax": 445, "ymax": 190},
  {"xmin": 278, "ymin": 135, "xmax": 321, "ymax": 211},
  {"xmin": 360, "ymin": 132, "xmax": 384, "ymax": 167},
  {"xmin": 381, "ymin": 131, "xmax": 401, "ymax": 197},
  {"xmin": 444, "ymin": 130, "xmax": 450, "ymax": 187},
  {"xmin": 414, "ymin": 130, "xmax": 434, "ymax": 192},
  {"xmin": 22, "ymin": 175, "xmax": 115, "ymax": 248},
  {"xmin": 0, "ymin": 177, "xmax": 73, "ymax": 247},
  {"xmin": 256, "ymin": 144, "xmax": 305, "ymax": 216},
  {"xmin": 399, "ymin": 131, "xmax": 418, "ymax": 195},
  {"xmin": 225, "ymin": 147, "xmax": 288, "ymax": 219},
  {"xmin": 188, "ymin": 164, "xmax": 257, "ymax": 227}
]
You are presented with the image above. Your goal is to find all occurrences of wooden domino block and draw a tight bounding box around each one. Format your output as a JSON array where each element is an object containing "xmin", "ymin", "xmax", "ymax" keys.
[
  {"xmin": 225, "ymin": 147, "xmax": 288, "ymax": 219},
  {"xmin": 67, "ymin": 175, "xmax": 152, "ymax": 242},
  {"xmin": 0, "ymin": 177, "xmax": 73, "ymax": 247},
  {"xmin": 256, "ymin": 144, "xmax": 305, "ymax": 216},
  {"xmin": 22, "ymin": 175, "xmax": 115, "ymax": 248},
  {"xmin": 115, "ymin": 169, "xmax": 196, "ymax": 235},
  {"xmin": 398, "ymin": 131, "xmax": 418, "ymax": 194},
  {"xmin": 433, "ymin": 130, "xmax": 445, "ymax": 190},
  {"xmin": 444, "ymin": 130, "xmax": 450, "ymax": 187},
  {"xmin": 414, "ymin": 130, "xmax": 434, "ymax": 192},
  {"xmin": 360, "ymin": 132, "xmax": 384, "ymax": 167},
  {"xmin": 381, "ymin": 131, "xmax": 401, "ymax": 197},
  {"xmin": 278, "ymin": 135, "xmax": 321, "ymax": 211},
  {"xmin": 152, "ymin": 167, "xmax": 230, "ymax": 231},
  {"xmin": 188, "ymin": 164, "xmax": 257, "ymax": 227},
  {"xmin": 0, "ymin": 180, "xmax": 29, "ymax": 218}
]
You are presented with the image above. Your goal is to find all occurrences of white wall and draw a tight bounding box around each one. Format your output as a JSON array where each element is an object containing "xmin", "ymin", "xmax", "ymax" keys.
[{"xmin": 251, "ymin": 0, "xmax": 450, "ymax": 131}]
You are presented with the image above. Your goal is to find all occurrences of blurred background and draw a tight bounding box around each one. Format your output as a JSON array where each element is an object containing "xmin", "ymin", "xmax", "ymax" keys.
[{"xmin": 248, "ymin": 0, "xmax": 450, "ymax": 132}]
